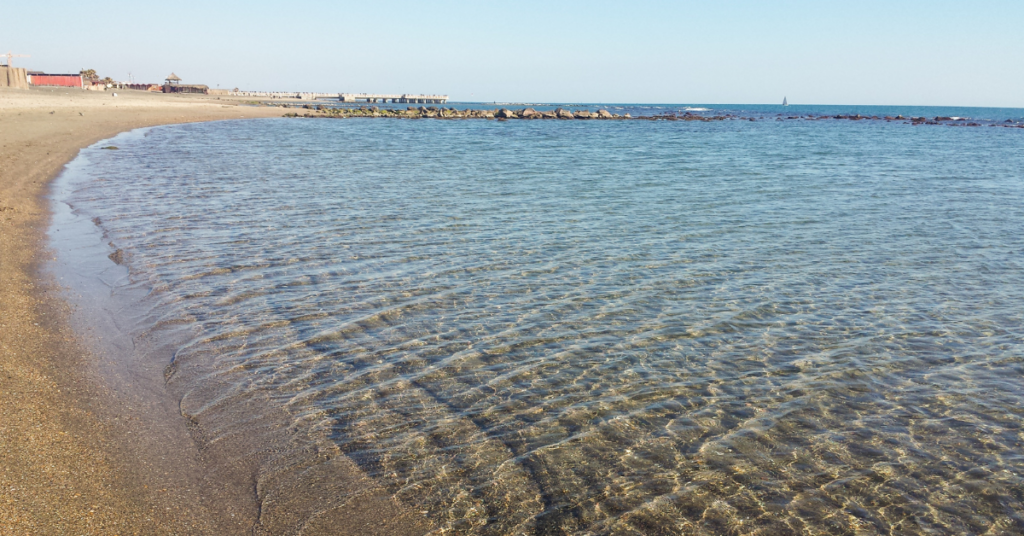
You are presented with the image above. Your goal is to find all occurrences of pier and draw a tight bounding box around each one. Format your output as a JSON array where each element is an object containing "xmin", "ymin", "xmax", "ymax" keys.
[
  {"xmin": 229, "ymin": 91, "xmax": 448, "ymax": 103},
  {"xmin": 339, "ymin": 93, "xmax": 448, "ymax": 104}
]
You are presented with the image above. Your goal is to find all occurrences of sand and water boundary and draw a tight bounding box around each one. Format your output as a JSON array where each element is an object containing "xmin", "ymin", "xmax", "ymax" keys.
[{"xmin": 0, "ymin": 87, "xmax": 428, "ymax": 534}]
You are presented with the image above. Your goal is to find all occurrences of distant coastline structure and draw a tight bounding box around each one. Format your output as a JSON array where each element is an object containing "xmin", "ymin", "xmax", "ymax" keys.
[
  {"xmin": 26, "ymin": 72, "xmax": 82, "ymax": 88},
  {"xmin": 339, "ymin": 93, "xmax": 448, "ymax": 104},
  {"xmin": 0, "ymin": 65, "xmax": 30, "ymax": 89},
  {"xmin": 230, "ymin": 91, "xmax": 448, "ymax": 104},
  {"xmin": 162, "ymin": 72, "xmax": 209, "ymax": 94}
]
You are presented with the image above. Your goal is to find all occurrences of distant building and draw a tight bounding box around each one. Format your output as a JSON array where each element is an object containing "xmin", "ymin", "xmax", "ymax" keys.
[
  {"xmin": 0, "ymin": 66, "xmax": 30, "ymax": 89},
  {"xmin": 162, "ymin": 72, "xmax": 208, "ymax": 94},
  {"xmin": 28, "ymin": 72, "xmax": 83, "ymax": 88}
]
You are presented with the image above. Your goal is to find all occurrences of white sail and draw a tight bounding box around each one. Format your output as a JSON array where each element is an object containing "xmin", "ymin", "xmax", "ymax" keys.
[{"xmin": 783, "ymin": 97, "xmax": 789, "ymax": 106}]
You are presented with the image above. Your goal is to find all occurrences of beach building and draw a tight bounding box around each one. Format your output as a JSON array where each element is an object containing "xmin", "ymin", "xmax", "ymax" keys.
[
  {"xmin": 28, "ymin": 72, "xmax": 84, "ymax": 88},
  {"xmin": 0, "ymin": 66, "xmax": 30, "ymax": 89},
  {"xmin": 162, "ymin": 72, "xmax": 208, "ymax": 94},
  {"xmin": 123, "ymin": 83, "xmax": 163, "ymax": 91}
]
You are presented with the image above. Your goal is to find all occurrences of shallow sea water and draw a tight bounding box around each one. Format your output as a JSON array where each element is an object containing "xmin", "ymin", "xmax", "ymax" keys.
[{"xmin": 54, "ymin": 112, "xmax": 1024, "ymax": 535}]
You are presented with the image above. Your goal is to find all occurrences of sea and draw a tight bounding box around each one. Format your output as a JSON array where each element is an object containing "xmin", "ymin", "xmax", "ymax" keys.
[{"xmin": 49, "ymin": 104, "xmax": 1024, "ymax": 535}]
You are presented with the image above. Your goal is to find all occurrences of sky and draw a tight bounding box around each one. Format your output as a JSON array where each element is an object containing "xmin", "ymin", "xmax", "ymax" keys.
[{"xmin": 6, "ymin": 0, "xmax": 1024, "ymax": 107}]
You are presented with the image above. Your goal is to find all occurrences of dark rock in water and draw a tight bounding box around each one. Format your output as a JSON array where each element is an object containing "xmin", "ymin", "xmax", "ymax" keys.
[
  {"xmin": 597, "ymin": 109, "xmax": 613, "ymax": 118},
  {"xmin": 895, "ymin": 115, "xmax": 904, "ymax": 120},
  {"xmin": 101, "ymin": 146, "xmax": 119, "ymax": 150},
  {"xmin": 418, "ymin": 106, "xmax": 428, "ymax": 112},
  {"xmin": 935, "ymin": 116, "xmax": 952, "ymax": 121},
  {"xmin": 555, "ymin": 108, "xmax": 574, "ymax": 119},
  {"xmin": 428, "ymin": 106, "xmax": 438, "ymax": 112},
  {"xmin": 541, "ymin": 111, "xmax": 556, "ymax": 119},
  {"xmin": 1005, "ymin": 119, "xmax": 1014, "ymax": 123},
  {"xmin": 496, "ymin": 108, "xmax": 515, "ymax": 119},
  {"xmin": 575, "ymin": 110, "xmax": 593, "ymax": 119},
  {"xmin": 521, "ymin": 108, "xmax": 540, "ymax": 118},
  {"xmin": 624, "ymin": 113, "xmax": 632, "ymax": 118},
  {"xmin": 108, "ymin": 249, "xmax": 124, "ymax": 265},
  {"xmin": 408, "ymin": 106, "xmax": 417, "ymax": 111},
  {"xmin": 371, "ymin": 106, "xmax": 379, "ymax": 112}
]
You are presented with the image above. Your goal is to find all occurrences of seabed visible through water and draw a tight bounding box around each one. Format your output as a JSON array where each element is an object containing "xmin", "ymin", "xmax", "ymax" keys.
[{"xmin": 49, "ymin": 108, "xmax": 1024, "ymax": 534}]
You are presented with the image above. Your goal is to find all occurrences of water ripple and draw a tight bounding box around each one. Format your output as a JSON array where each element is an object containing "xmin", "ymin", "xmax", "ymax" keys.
[{"xmin": 62, "ymin": 116, "xmax": 1024, "ymax": 535}]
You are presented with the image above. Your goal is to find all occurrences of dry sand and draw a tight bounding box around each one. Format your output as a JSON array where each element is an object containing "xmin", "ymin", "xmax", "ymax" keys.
[{"xmin": 0, "ymin": 87, "xmax": 429, "ymax": 534}]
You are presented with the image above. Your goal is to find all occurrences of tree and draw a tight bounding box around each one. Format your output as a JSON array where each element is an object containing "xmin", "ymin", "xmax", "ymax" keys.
[{"xmin": 80, "ymin": 69, "xmax": 98, "ymax": 82}]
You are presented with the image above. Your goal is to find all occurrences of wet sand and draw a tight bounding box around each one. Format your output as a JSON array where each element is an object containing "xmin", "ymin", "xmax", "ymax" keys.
[{"xmin": 0, "ymin": 87, "xmax": 429, "ymax": 534}]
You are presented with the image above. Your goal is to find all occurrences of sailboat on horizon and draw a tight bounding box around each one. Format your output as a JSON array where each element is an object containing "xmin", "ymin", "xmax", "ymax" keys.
[{"xmin": 783, "ymin": 96, "xmax": 789, "ymax": 106}]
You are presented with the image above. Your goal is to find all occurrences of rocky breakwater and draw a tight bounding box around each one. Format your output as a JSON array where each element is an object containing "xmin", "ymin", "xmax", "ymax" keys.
[
  {"xmin": 272, "ymin": 104, "xmax": 1024, "ymax": 128},
  {"xmin": 280, "ymin": 106, "xmax": 752, "ymax": 122},
  {"xmin": 282, "ymin": 105, "xmax": 640, "ymax": 120}
]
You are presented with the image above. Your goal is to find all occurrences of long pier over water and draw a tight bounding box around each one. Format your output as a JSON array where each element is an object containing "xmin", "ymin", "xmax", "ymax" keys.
[{"xmin": 230, "ymin": 91, "xmax": 448, "ymax": 104}]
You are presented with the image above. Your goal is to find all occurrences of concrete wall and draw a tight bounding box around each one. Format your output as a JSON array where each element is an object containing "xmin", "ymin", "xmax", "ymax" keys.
[{"xmin": 0, "ymin": 67, "xmax": 30, "ymax": 89}]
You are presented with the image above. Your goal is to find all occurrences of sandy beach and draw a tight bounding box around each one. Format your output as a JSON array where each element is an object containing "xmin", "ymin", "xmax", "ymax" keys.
[{"xmin": 0, "ymin": 87, "xmax": 283, "ymax": 534}]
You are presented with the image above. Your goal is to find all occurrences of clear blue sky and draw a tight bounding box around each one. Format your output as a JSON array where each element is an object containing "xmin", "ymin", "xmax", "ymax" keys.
[{"xmin": 7, "ymin": 0, "xmax": 1023, "ymax": 106}]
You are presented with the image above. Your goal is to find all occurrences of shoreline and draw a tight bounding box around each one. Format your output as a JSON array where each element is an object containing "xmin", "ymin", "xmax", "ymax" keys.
[{"xmin": 0, "ymin": 87, "xmax": 286, "ymax": 533}]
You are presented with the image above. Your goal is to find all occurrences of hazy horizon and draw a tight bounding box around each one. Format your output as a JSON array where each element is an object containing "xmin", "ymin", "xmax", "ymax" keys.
[{"xmin": 7, "ymin": 0, "xmax": 1024, "ymax": 108}]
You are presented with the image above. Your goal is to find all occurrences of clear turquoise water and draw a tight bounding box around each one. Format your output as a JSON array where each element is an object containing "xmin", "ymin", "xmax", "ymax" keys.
[{"xmin": 55, "ymin": 109, "xmax": 1024, "ymax": 535}]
